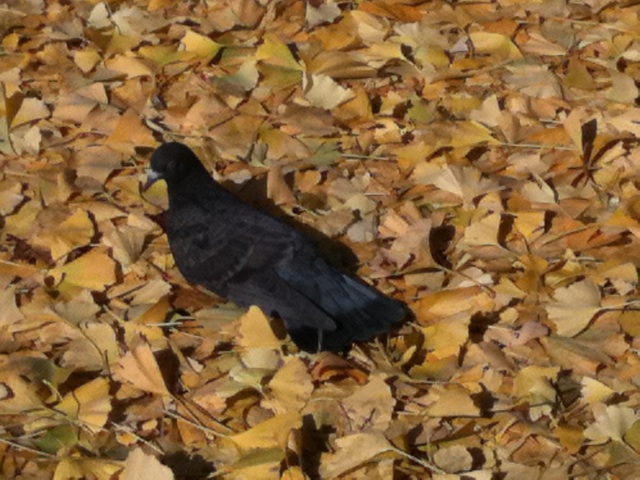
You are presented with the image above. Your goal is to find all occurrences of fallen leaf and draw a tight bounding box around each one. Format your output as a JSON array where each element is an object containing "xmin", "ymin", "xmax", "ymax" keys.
[
  {"xmin": 342, "ymin": 373, "xmax": 395, "ymax": 431},
  {"xmin": 11, "ymin": 97, "xmax": 49, "ymax": 128},
  {"xmin": 123, "ymin": 448, "xmax": 174, "ymax": 480},
  {"xmin": 584, "ymin": 404, "xmax": 638, "ymax": 444},
  {"xmin": 49, "ymin": 247, "xmax": 117, "ymax": 296},
  {"xmin": 263, "ymin": 357, "xmax": 313, "ymax": 414},
  {"xmin": 56, "ymin": 377, "xmax": 111, "ymax": 434},
  {"xmin": 113, "ymin": 340, "xmax": 170, "ymax": 396},
  {"xmin": 230, "ymin": 411, "xmax": 302, "ymax": 452},
  {"xmin": 303, "ymin": 72, "xmax": 355, "ymax": 109},
  {"xmin": 319, "ymin": 432, "xmax": 394, "ymax": 478},
  {"xmin": 547, "ymin": 279, "xmax": 602, "ymax": 337},
  {"xmin": 238, "ymin": 306, "xmax": 283, "ymax": 350}
]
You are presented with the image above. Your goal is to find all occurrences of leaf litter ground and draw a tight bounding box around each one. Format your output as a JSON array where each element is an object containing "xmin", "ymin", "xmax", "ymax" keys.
[{"xmin": 1, "ymin": 0, "xmax": 640, "ymax": 478}]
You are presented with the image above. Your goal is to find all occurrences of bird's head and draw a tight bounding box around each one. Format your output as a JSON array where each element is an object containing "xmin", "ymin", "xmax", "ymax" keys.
[{"xmin": 145, "ymin": 142, "xmax": 202, "ymax": 189}]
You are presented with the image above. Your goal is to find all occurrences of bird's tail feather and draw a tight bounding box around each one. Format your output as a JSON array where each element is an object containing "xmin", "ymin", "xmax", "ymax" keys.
[{"xmin": 315, "ymin": 273, "xmax": 405, "ymax": 351}]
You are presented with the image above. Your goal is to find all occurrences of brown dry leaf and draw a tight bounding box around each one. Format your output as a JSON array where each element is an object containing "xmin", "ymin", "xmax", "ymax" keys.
[
  {"xmin": 513, "ymin": 210, "xmax": 546, "ymax": 241},
  {"xmin": 319, "ymin": 432, "xmax": 394, "ymax": 478},
  {"xmin": 504, "ymin": 62, "xmax": 563, "ymax": 98},
  {"xmin": 607, "ymin": 71, "xmax": 638, "ymax": 105},
  {"xmin": 54, "ymin": 83, "xmax": 108, "ymax": 123},
  {"xmin": 0, "ymin": 178, "xmax": 24, "ymax": 215},
  {"xmin": 555, "ymin": 424, "xmax": 584, "ymax": 454},
  {"xmin": 310, "ymin": 351, "xmax": 369, "ymax": 383},
  {"xmin": 54, "ymin": 289, "xmax": 101, "ymax": 323},
  {"xmin": 306, "ymin": 1, "xmax": 341, "ymax": 28},
  {"xmin": 521, "ymin": 174, "xmax": 558, "ymax": 205},
  {"xmin": 541, "ymin": 336, "xmax": 608, "ymax": 377},
  {"xmin": 547, "ymin": 279, "xmax": 602, "ymax": 337},
  {"xmin": 433, "ymin": 445, "xmax": 473, "ymax": 473},
  {"xmin": 266, "ymin": 167, "xmax": 296, "ymax": 205},
  {"xmin": 0, "ymin": 285, "xmax": 25, "ymax": 326},
  {"xmin": 607, "ymin": 110, "xmax": 640, "ymax": 137},
  {"xmin": 341, "ymin": 373, "xmax": 395, "ymax": 431},
  {"xmin": 61, "ymin": 322, "xmax": 118, "ymax": 371},
  {"xmin": 122, "ymin": 448, "xmax": 174, "ymax": 480},
  {"xmin": 0, "ymin": 371, "xmax": 45, "ymax": 414},
  {"xmin": 421, "ymin": 384, "xmax": 481, "ymax": 417},
  {"xmin": 112, "ymin": 340, "xmax": 170, "ymax": 396},
  {"xmin": 380, "ymin": 205, "xmax": 433, "ymax": 269},
  {"xmin": 469, "ymin": 94, "xmax": 502, "ymax": 127},
  {"xmin": 4, "ymin": 199, "xmax": 42, "ymax": 239},
  {"xmin": 74, "ymin": 48, "xmax": 101, "ymax": 73},
  {"xmin": 72, "ymin": 144, "xmax": 125, "ymax": 184},
  {"xmin": 359, "ymin": 2, "xmax": 422, "ymax": 22}
]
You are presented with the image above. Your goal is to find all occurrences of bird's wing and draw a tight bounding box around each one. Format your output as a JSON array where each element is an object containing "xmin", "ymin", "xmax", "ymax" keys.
[
  {"xmin": 167, "ymin": 199, "xmax": 338, "ymax": 331},
  {"xmin": 166, "ymin": 208, "xmax": 258, "ymax": 294}
]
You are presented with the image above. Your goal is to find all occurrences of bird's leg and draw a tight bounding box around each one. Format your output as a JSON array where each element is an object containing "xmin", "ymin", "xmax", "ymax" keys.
[{"xmin": 316, "ymin": 329, "xmax": 323, "ymax": 353}]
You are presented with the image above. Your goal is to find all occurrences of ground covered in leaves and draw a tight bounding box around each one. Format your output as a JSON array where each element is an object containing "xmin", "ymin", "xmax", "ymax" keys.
[{"xmin": 1, "ymin": 0, "xmax": 640, "ymax": 478}]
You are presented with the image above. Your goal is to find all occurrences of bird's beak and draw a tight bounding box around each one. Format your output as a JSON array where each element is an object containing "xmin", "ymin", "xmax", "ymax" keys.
[{"xmin": 143, "ymin": 169, "xmax": 163, "ymax": 191}]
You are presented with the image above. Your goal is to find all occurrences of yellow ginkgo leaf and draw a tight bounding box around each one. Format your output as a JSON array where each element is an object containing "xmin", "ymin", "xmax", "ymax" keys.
[
  {"xmin": 0, "ymin": 371, "xmax": 45, "ymax": 414},
  {"xmin": 181, "ymin": 30, "xmax": 222, "ymax": 60},
  {"xmin": 238, "ymin": 306, "xmax": 282, "ymax": 350},
  {"xmin": 11, "ymin": 97, "xmax": 50, "ymax": 128},
  {"xmin": 256, "ymin": 34, "xmax": 301, "ymax": 70},
  {"xmin": 49, "ymin": 247, "xmax": 117, "ymax": 293},
  {"xmin": 33, "ymin": 208, "xmax": 94, "ymax": 260},
  {"xmin": 230, "ymin": 411, "xmax": 302, "ymax": 452},
  {"xmin": 547, "ymin": 279, "xmax": 602, "ymax": 337},
  {"xmin": 54, "ymin": 458, "xmax": 122, "ymax": 480},
  {"xmin": 263, "ymin": 357, "xmax": 313, "ymax": 414},
  {"xmin": 303, "ymin": 73, "xmax": 355, "ymax": 110},
  {"xmin": 56, "ymin": 377, "xmax": 111, "ymax": 434},
  {"xmin": 584, "ymin": 404, "xmax": 638, "ymax": 443},
  {"xmin": 319, "ymin": 433, "xmax": 393, "ymax": 479},
  {"xmin": 422, "ymin": 384, "xmax": 481, "ymax": 417},
  {"xmin": 513, "ymin": 365, "xmax": 560, "ymax": 404},
  {"xmin": 470, "ymin": 31, "xmax": 523, "ymax": 61},
  {"xmin": 106, "ymin": 109, "xmax": 157, "ymax": 150},
  {"xmin": 113, "ymin": 340, "xmax": 169, "ymax": 396},
  {"xmin": 122, "ymin": 448, "xmax": 174, "ymax": 480}
]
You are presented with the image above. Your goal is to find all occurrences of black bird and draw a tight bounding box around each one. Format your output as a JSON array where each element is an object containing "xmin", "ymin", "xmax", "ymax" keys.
[{"xmin": 146, "ymin": 142, "xmax": 405, "ymax": 352}]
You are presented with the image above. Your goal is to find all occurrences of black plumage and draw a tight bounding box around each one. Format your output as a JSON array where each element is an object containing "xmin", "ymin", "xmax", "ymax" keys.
[{"xmin": 146, "ymin": 142, "xmax": 405, "ymax": 352}]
